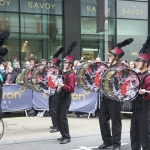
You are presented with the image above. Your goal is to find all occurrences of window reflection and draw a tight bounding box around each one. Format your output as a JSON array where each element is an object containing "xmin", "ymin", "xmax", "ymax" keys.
[
  {"xmin": 21, "ymin": 14, "xmax": 62, "ymax": 63},
  {"xmin": 117, "ymin": 19, "xmax": 148, "ymax": 61},
  {"xmin": 81, "ymin": 17, "xmax": 115, "ymax": 61}
]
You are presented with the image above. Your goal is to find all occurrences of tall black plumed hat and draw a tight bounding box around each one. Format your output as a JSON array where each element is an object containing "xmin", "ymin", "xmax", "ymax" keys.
[
  {"xmin": 53, "ymin": 46, "xmax": 64, "ymax": 58},
  {"xmin": 63, "ymin": 41, "xmax": 77, "ymax": 63},
  {"xmin": 0, "ymin": 30, "xmax": 10, "ymax": 63},
  {"xmin": 110, "ymin": 38, "xmax": 134, "ymax": 59},
  {"xmin": 51, "ymin": 47, "xmax": 65, "ymax": 66},
  {"xmin": 136, "ymin": 34, "xmax": 150, "ymax": 64}
]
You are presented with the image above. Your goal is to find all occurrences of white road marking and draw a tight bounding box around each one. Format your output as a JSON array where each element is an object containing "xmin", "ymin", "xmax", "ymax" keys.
[{"xmin": 71, "ymin": 143, "xmax": 128, "ymax": 150}]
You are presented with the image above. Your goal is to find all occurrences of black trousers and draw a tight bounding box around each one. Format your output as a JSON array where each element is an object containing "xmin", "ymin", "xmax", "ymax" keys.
[
  {"xmin": 0, "ymin": 85, "xmax": 2, "ymax": 119},
  {"xmin": 130, "ymin": 101, "xmax": 150, "ymax": 150},
  {"xmin": 99, "ymin": 97, "xmax": 122, "ymax": 148},
  {"xmin": 49, "ymin": 93, "xmax": 59, "ymax": 128},
  {"xmin": 56, "ymin": 93, "xmax": 71, "ymax": 139}
]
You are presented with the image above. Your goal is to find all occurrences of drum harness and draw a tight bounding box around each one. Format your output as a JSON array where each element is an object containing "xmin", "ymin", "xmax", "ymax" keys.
[
  {"xmin": 132, "ymin": 72, "xmax": 150, "ymax": 112},
  {"xmin": 59, "ymin": 71, "xmax": 75, "ymax": 100}
]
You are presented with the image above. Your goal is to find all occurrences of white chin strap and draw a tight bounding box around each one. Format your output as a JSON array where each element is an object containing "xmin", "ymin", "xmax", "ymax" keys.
[
  {"xmin": 139, "ymin": 61, "xmax": 145, "ymax": 70},
  {"xmin": 110, "ymin": 55, "xmax": 117, "ymax": 67}
]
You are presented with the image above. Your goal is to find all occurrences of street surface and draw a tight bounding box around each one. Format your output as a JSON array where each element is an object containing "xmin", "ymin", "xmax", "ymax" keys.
[{"xmin": 0, "ymin": 113, "xmax": 132, "ymax": 150}]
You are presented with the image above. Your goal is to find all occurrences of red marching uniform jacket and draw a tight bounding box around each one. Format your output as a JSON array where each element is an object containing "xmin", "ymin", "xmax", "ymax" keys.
[{"xmin": 139, "ymin": 71, "xmax": 150, "ymax": 101}]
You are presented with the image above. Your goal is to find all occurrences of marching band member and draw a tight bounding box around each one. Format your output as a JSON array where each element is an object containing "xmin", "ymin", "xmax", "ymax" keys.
[
  {"xmin": 0, "ymin": 30, "xmax": 10, "ymax": 119},
  {"xmin": 56, "ymin": 41, "xmax": 76, "ymax": 144},
  {"xmin": 49, "ymin": 47, "xmax": 64, "ymax": 133},
  {"xmin": 98, "ymin": 38, "xmax": 133, "ymax": 150},
  {"xmin": 130, "ymin": 35, "xmax": 150, "ymax": 150}
]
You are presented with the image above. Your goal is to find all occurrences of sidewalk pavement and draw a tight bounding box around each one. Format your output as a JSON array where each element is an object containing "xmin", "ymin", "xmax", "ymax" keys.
[{"xmin": 0, "ymin": 113, "xmax": 131, "ymax": 145}]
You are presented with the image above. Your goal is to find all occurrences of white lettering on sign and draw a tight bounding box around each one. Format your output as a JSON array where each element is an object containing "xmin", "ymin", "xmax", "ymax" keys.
[
  {"xmin": 122, "ymin": 5, "xmax": 144, "ymax": 15},
  {"xmin": 28, "ymin": 2, "xmax": 56, "ymax": 10},
  {"xmin": 0, "ymin": 0, "xmax": 11, "ymax": 6}
]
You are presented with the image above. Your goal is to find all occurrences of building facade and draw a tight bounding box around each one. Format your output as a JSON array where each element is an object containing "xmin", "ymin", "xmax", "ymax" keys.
[{"xmin": 0, "ymin": 0, "xmax": 149, "ymax": 65}]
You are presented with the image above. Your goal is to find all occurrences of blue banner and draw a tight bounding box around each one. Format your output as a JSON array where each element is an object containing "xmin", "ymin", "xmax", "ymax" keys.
[
  {"xmin": 33, "ymin": 86, "xmax": 98, "ymax": 113},
  {"xmin": 32, "ymin": 91, "xmax": 49, "ymax": 109},
  {"xmin": 1, "ymin": 84, "xmax": 32, "ymax": 112},
  {"xmin": 69, "ymin": 86, "xmax": 97, "ymax": 113},
  {"xmin": 1, "ymin": 85, "xmax": 97, "ymax": 113}
]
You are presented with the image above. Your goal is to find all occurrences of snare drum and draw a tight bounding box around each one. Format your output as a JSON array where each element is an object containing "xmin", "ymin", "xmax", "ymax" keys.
[
  {"xmin": 77, "ymin": 62, "xmax": 108, "ymax": 92},
  {"xmin": 46, "ymin": 66, "xmax": 63, "ymax": 95},
  {"xmin": 31, "ymin": 66, "xmax": 63, "ymax": 95},
  {"xmin": 23, "ymin": 64, "xmax": 42, "ymax": 89},
  {"xmin": 30, "ymin": 64, "xmax": 45, "ymax": 92},
  {"xmin": 77, "ymin": 62, "xmax": 92, "ymax": 88},
  {"xmin": 101, "ymin": 68, "xmax": 140, "ymax": 101}
]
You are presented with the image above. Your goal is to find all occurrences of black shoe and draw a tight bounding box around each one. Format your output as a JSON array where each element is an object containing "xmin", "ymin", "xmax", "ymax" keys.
[
  {"xmin": 98, "ymin": 143, "xmax": 112, "ymax": 149},
  {"xmin": 60, "ymin": 138, "xmax": 70, "ymax": 144},
  {"xmin": 57, "ymin": 137, "xmax": 64, "ymax": 141},
  {"xmin": 50, "ymin": 126, "xmax": 54, "ymax": 129},
  {"xmin": 112, "ymin": 147, "xmax": 120, "ymax": 150},
  {"xmin": 50, "ymin": 128, "xmax": 59, "ymax": 133}
]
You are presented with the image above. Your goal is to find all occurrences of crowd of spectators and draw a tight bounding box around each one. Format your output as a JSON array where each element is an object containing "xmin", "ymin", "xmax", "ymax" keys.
[
  {"xmin": 0, "ymin": 53, "xmax": 51, "ymax": 85},
  {"xmin": 1, "ymin": 53, "xmax": 146, "ymax": 86},
  {"xmin": 1, "ymin": 54, "xmax": 149, "ymax": 117}
]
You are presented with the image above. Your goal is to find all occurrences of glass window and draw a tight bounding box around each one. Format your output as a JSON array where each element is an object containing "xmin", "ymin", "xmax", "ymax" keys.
[
  {"xmin": 81, "ymin": 17, "xmax": 101, "ymax": 61},
  {"xmin": 80, "ymin": 0, "xmax": 116, "ymax": 61},
  {"xmin": 81, "ymin": 17, "xmax": 115, "ymax": 61},
  {"xmin": 117, "ymin": 19, "xmax": 148, "ymax": 61},
  {"xmin": 20, "ymin": 14, "xmax": 62, "ymax": 63}
]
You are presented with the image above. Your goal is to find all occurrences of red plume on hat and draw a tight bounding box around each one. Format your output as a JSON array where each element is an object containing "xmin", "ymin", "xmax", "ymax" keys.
[
  {"xmin": 63, "ymin": 41, "xmax": 77, "ymax": 63},
  {"xmin": 111, "ymin": 38, "xmax": 134, "ymax": 59},
  {"xmin": 136, "ymin": 34, "xmax": 150, "ymax": 64},
  {"xmin": 0, "ymin": 30, "xmax": 10, "ymax": 63},
  {"xmin": 51, "ymin": 46, "xmax": 64, "ymax": 67}
]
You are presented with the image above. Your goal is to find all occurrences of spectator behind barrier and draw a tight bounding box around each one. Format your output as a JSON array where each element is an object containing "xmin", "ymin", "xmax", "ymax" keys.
[
  {"xmin": 5, "ymin": 61, "xmax": 13, "ymax": 84},
  {"xmin": 27, "ymin": 59, "xmax": 37, "ymax": 116},
  {"xmin": 129, "ymin": 61, "xmax": 138, "ymax": 72},
  {"xmin": 5, "ymin": 61, "xmax": 13, "ymax": 75},
  {"xmin": 12, "ymin": 57, "xmax": 18, "ymax": 68},
  {"xmin": 0, "ymin": 62, "xmax": 6, "ymax": 83},
  {"xmin": 29, "ymin": 58, "xmax": 35, "ymax": 66},
  {"xmin": 16, "ymin": 69, "xmax": 24, "ymax": 84},
  {"xmin": 41, "ymin": 59, "xmax": 46, "ymax": 65},
  {"xmin": 25, "ymin": 61, "xmax": 30, "ymax": 68},
  {"xmin": 6, "ymin": 62, "xmax": 21, "ymax": 84},
  {"xmin": 121, "ymin": 60, "xmax": 129, "ymax": 68},
  {"xmin": 47, "ymin": 61, "xmax": 51, "ymax": 67},
  {"xmin": 22, "ymin": 61, "xmax": 30, "ymax": 69},
  {"xmin": 29, "ymin": 52, "xmax": 37, "ymax": 64},
  {"xmin": 73, "ymin": 60, "xmax": 79, "ymax": 74}
]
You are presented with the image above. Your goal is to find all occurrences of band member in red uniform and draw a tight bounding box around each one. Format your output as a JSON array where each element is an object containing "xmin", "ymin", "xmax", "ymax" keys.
[
  {"xmin": 56, "ymin": 41, "xmax": 76, "ymax": 144},
  {"xmin": 98, "ymin": 38, "xmax": 133, "ymax": 150},
  {"xmin": 130, "ymin": 35, "xmax": 150, "ymax": 150},
  {"xmin": 49, "ymin": 47, "xmax": 64, "ymax": 133}
]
